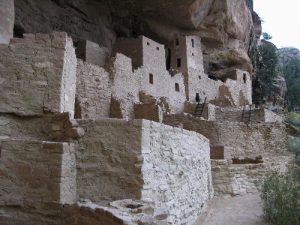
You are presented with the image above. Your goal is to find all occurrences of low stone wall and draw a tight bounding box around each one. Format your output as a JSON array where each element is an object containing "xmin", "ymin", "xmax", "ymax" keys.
[
  {"xmin": 76, "ymin": 119, "xmax": 213, "ymax": 225},
  {"xmin": 214, "ymin": 107, "xmax": 284, "ymax": 123},
  {"xmin": 0, "ymin": 139, "xmax": 76, "ymax": 207},
  {"xmin": 164, "ymin": 114, "xmax": 288, "ymax": 159},
  {"xmin": 140, "ymin": 121, "xmax": 213, "ymax": 225},
  {"xmin": 211, "ymin": 156, "xmax": 293, "ymax": 196}
]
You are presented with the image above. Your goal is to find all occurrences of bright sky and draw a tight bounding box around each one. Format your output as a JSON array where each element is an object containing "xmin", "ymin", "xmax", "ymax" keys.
[{"xmin": 254, "ymin": 0, "xmax": 300, "ymax": 50}]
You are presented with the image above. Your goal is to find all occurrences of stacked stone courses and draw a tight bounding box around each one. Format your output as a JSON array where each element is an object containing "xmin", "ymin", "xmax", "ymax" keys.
[{"xmin": 0, "ymin": 6, "xmax": 292, "ymax": 223}]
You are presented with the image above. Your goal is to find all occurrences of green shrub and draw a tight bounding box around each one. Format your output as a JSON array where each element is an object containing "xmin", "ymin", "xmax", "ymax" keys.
[
  {"xmin": 288, "ymin": 112, "xmax": 300, "ymax": 126},
  {"xmin": 261, "ymin": 166, "xmax": 300, "ymax": 225}
]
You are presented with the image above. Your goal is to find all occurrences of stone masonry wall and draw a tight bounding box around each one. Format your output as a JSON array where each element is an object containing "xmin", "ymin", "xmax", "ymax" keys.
[
  {"xmin": 140, "ymin": 120, "xmax": 213, "ymax": 225},
  {"xmin": 0, "ymin": 114, "xmax": 51, "ymax": 140},
  {"xmin": 164, "ymin": 114, "xmax": 288, "ymax": 159},
  {"xmin": 214, "ymin": 107, "xmax": 284, "ymax": 123},
  {"xmin": 110, "ymin": 52, "xmax": 186, "ymax": 118},
  {"xmin": 0, "ymin": 32, "xmax": 77, "ymax": 116},
  {"xmin": 111, "ymin": 54, "xmax": 140, "ymax": 119},
  {"xmin": 0, "ymin": 140, "xmax": 76, "ymax": 207},
  {"xmin": 76, "ymin": 119, "xmax": 213, "ymax": 225},
  {"xmin": 76, "ymin": 60, "xmax": 111, "ymax": 119},
  {"xmin": 76, "ymin": 40, "xmax": 109, "ymax": 67},
  {"xmin": 0, "ymin": 0, "xmax": 14, "ymax": 44},
  {"xmin": 212, "ymin": 156, "xmax": 293, "ymax": 196},
  {"xmin": 76, "ymin": 119, "xmax": 144, "ymax": 202},
  {"xmin": 114, "ymin": 37, "xmax": 143, "ymax": 68}
]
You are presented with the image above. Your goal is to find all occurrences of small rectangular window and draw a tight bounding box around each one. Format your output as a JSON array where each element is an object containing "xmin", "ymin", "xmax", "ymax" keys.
[
  {"xmin": 243, "ymin": 73, "xmax": 247, "ymax": 83},
  {"xmin": 175, "ymin": 39, "xmax": 179, "ymax": 46},
  {"xmin": 191, "ymin": 39, "xmax": 194, "ymax": 48},
  {"xmin": 175, "ymin": 83, "xmax": 180, "ymax": 92},
  {"xmin": 149, "ymin": 73, "xmax": 154, "ymax": 84},
  {"xmin": 177, "ymin": 58, "xmax": 181, "ymax": 68}
]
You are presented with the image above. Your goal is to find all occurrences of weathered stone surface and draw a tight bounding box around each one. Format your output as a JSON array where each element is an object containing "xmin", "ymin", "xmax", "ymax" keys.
[
  {"xmin": 0, "ymin": 140, "xmax": 76, "ymax": 206},
  {"xmin": 76, "ymin": 40, "xmax": 109, "ymax": 67},
  {"xmin": 140, "ymin": 121, "xmax": 213, "ymax": 225},
  {"xmin": 76, "ymin": 60, "xmax": 111, "ymax": 119},
  {"xmin": 134, "ymin": 103, "xmax": 163, "ymax": 123},
  {"xmin": 0, "ymin": 32, "xmax": 77, "ymax": 116},
  {"xmin": 164, "ymin": 114, "xmax": 288, "ymax": 159},
  {"xmin": 76, "ymin": 119, "xmax": 144, "ymax": 202},
  {"xmin": 213, "ymin": 106, "xmax": 284, "ymax": 123},
  {"xmin": 0, "ymin": 114, "xmax": 51, "ymax": 140},
  {"xmin": 278, "ymin": 47, "xmax": 300, "ymax": 66},
  {"xmin": 0, "ymin": 203, "xmax": 126, "ymax": 225},
  {"xmin": 211, "ymin": 156, "xmax": 293, "ymax": 196},
  {"xmin": 15, "ymin": 0, "xmax": 115, "ymax": 51},
  {"xmin": 76, "ymin": 119, "xmax": 213, "ymax": 225},
  {"xmin": 0, "ymin": 0, "xmax": 14, "ymax": 44},
  {"xmin": 109, "ymin": 0, "xmax": 259, "ymax": 77}
]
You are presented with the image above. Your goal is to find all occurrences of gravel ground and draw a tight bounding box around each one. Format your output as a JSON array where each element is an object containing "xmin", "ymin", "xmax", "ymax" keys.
[{"xmin": 195, "ymin": 194, "xmax": 269, "ymax": 225}]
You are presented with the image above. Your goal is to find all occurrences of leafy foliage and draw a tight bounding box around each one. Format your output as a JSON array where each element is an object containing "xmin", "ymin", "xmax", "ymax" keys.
[
  {"xmin": 288, "ymin": 135, "xmax": 300, "ymax": 165},
  {"xmin": 283, "ymin": 59, "xmax": 300, "ymax": 111},
  {"xmin": 253, "ymin": 41, "xmax": 279, "ymax": 105},
  {"xmin": 288, "ymin": 112, "xmax": 300, "ymax": 126},
  {"xmin": 261, "ymin": 166, "xmax": 300, "ymax": 225},
  {"xmin": 262, "ymin": 32, "xmax": 272, "ymax": 40}
]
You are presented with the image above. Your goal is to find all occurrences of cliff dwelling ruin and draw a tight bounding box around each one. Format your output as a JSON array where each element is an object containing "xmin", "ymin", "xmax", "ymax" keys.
[{"xmin": 0, "ymin": 0, "xmax": 294, "ymax": 225}]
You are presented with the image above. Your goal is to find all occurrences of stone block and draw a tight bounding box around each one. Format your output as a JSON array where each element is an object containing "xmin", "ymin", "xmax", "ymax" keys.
[
  {"xmin": 0, "ymin": 32, "xmax": 77, "ymax": 117},
  {"xmin": 134, "ymin": 103, "xmax": 163, "ymax": 122},
  {"xmin": 76, "ymin": 119, "xmax": 213, "ymax": 225},
  {"xmin": 0, "ymin": 140, "xmax": 76, "ymax": 206}
]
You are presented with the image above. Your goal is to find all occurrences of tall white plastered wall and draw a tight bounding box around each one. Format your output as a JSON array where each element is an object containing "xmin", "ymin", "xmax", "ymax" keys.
[
  {"xmin": 140, "ymin": 120, "xmax": 213, "ymax": 225},
  {"xmin": 0, "ymin": 0, "xmax": 14, "ymax": 44}
]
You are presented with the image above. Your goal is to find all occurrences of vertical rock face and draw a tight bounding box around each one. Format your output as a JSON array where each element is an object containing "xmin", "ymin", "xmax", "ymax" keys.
[
  {"xmin": 14, "ymin": 0, "xmax": 115, "ymax": 50},
  {"xmin": 0, "ymin": 0, "xmax": 14, "ymax": 44},
  {"xmin": 108, "ymin": 0, "xmax": 261, "ymax": 77},
  {"xmin": 14, "ymin": 0, "xmax": 261, "ymax": 78},
  {"xmin": 278, "ymin": 47, "xmax": 300, "ymax": 66}
]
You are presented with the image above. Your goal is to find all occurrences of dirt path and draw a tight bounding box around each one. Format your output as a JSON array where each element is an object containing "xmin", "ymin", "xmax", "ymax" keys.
[{"xmin": 196, "ymin": 194, "xmax": 269, "ymax": 225}]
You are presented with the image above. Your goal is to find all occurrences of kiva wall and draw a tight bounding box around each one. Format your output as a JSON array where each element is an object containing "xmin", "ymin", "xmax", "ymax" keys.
[
  {"xmin": 140, "ymin": 120, "xmax": 213, "ymax": 225},
  {"xmin": 76, "ymin": 119, "xmax": 213, "ymax": 225}
]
